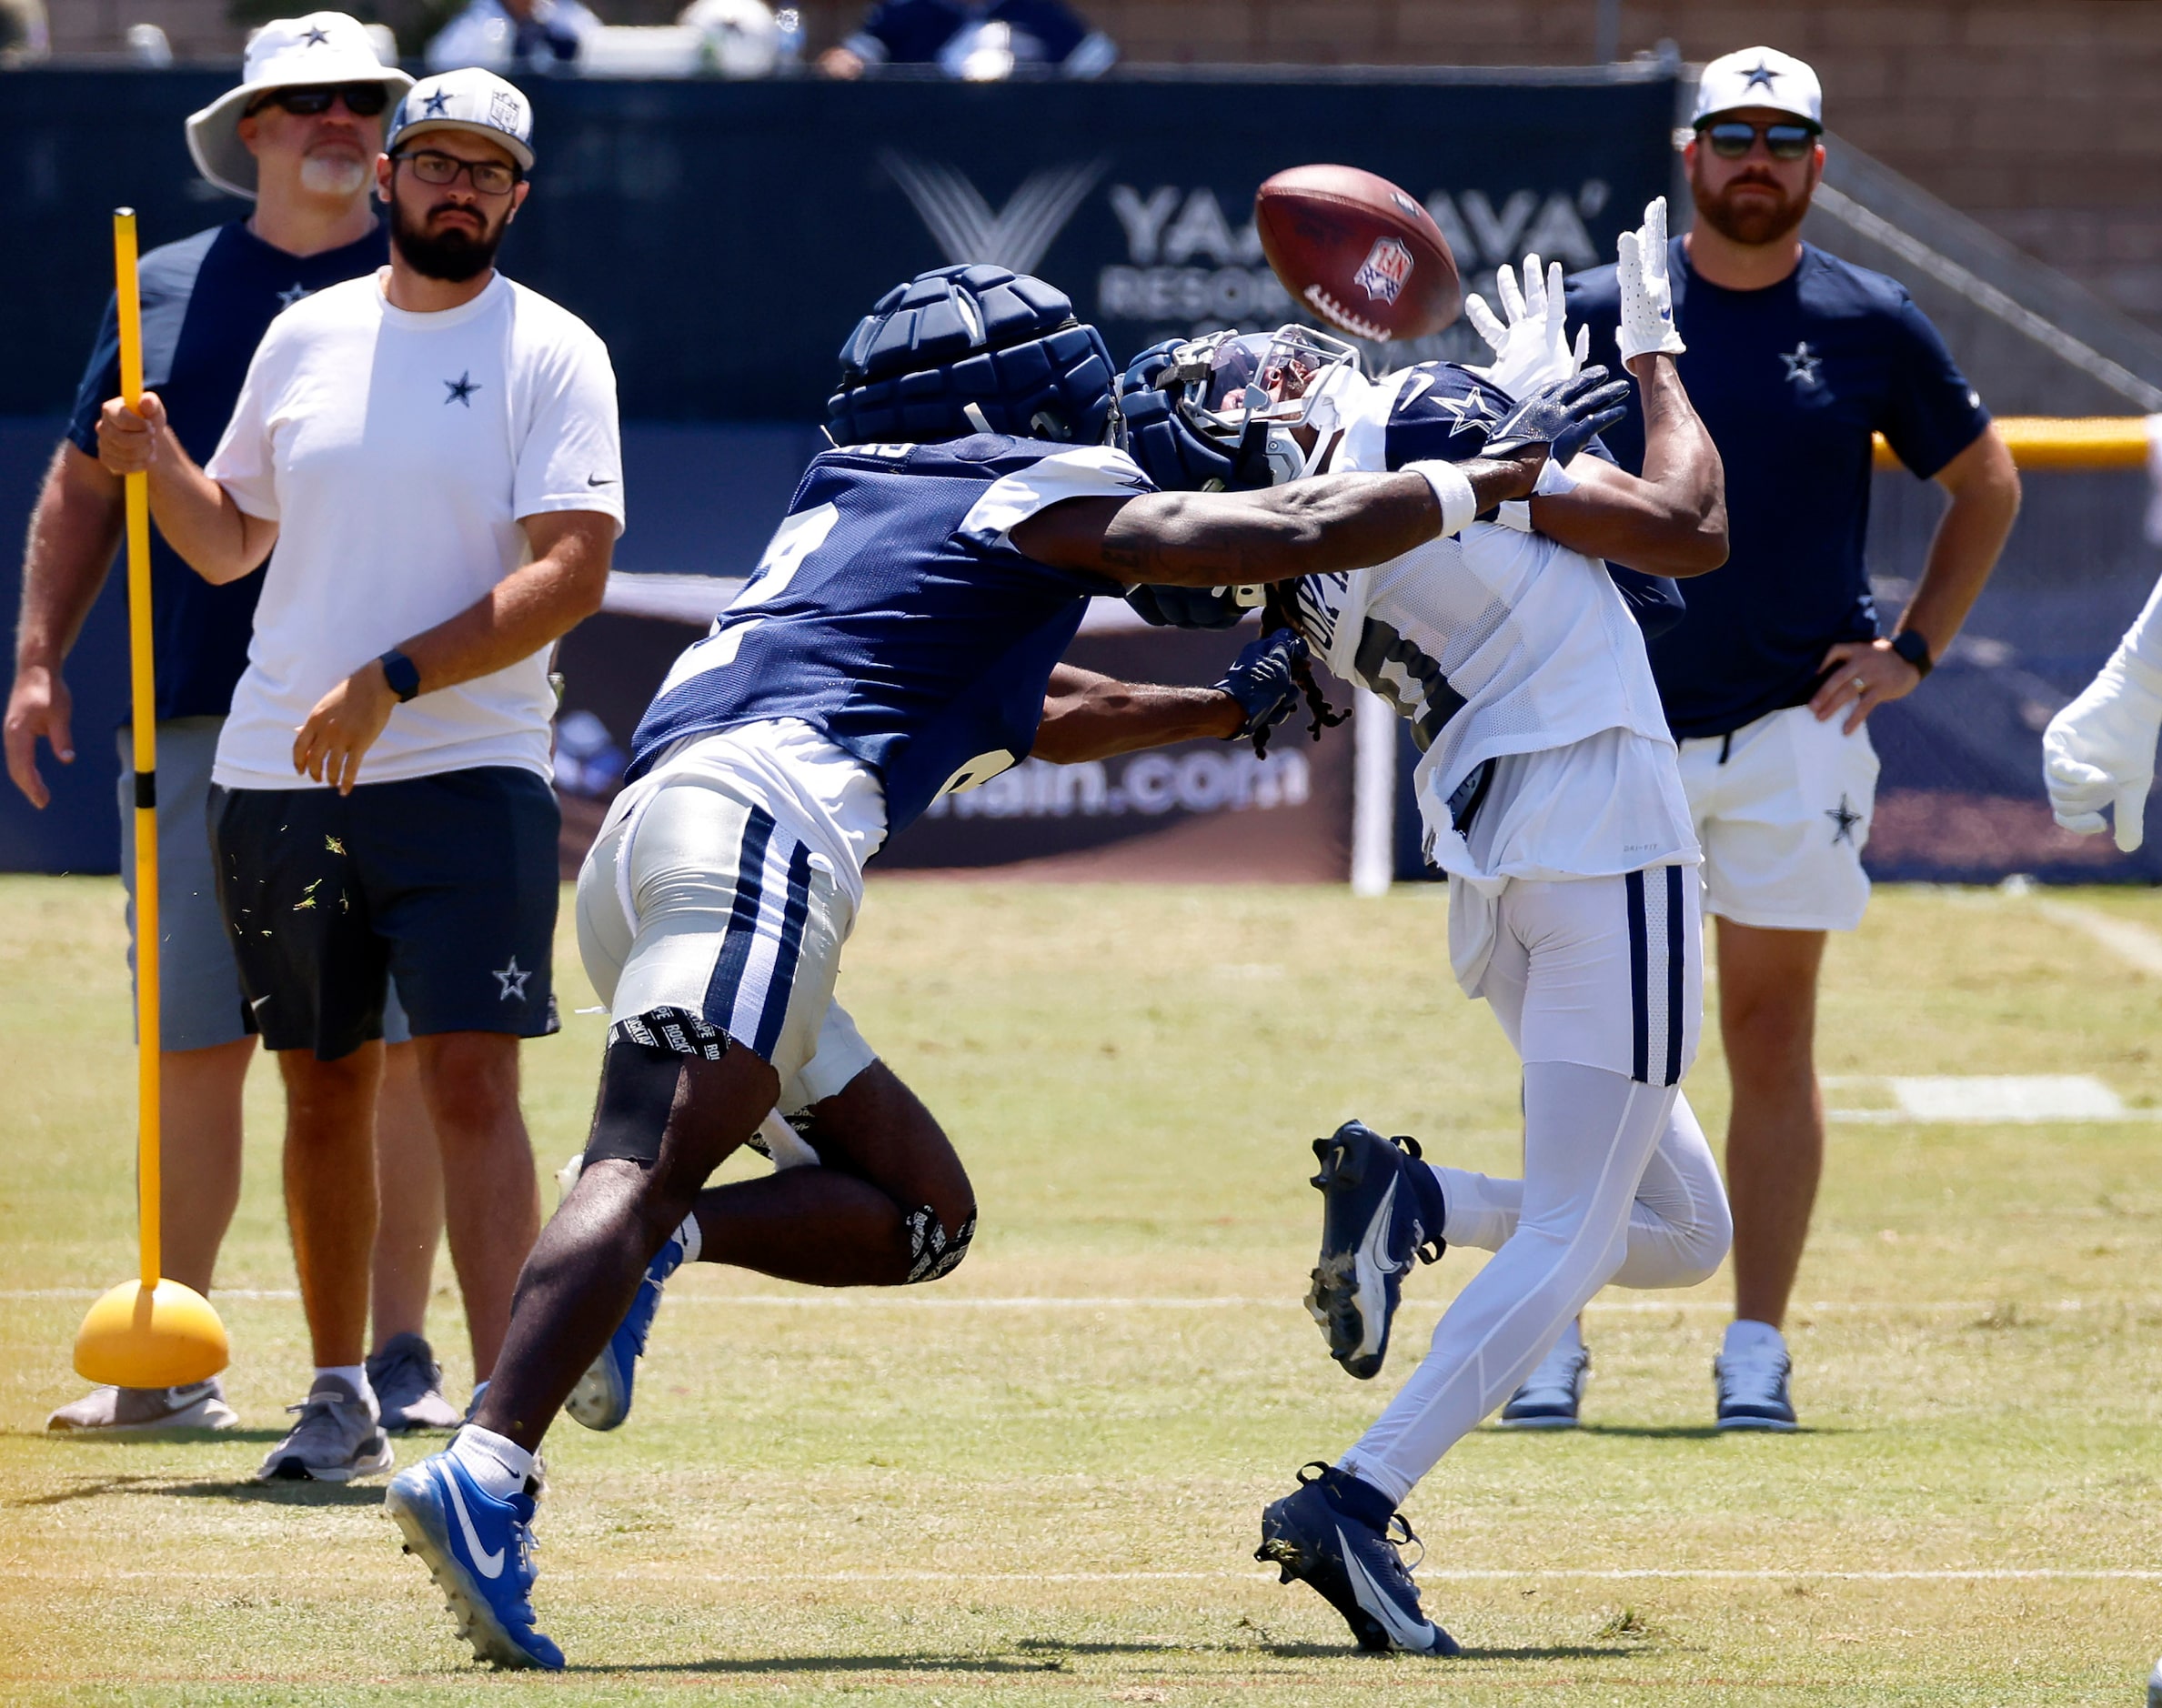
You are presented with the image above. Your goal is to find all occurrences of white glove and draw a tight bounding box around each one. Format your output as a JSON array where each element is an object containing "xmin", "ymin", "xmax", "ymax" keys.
[
  {"xmin": 1616, "ymin": 196, "xmax": 1685, "ymax": 363},
  {"xmin": 2042, "ymin": 648, "xmax": 2162, "ymax": 851},
  {"xmin": 1463, "ymin": 253, "xmax": 1589, "ymax": 401}
]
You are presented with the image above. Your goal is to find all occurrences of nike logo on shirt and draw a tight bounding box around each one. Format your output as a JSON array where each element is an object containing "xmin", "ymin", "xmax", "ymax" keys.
[
  {"xmin": 444, "ymin": 1468, "xmax": 506, "ymax": 1578},
  {"xmin": 587, "ymin": 474, "xmax": 616, "ymax": 486}
]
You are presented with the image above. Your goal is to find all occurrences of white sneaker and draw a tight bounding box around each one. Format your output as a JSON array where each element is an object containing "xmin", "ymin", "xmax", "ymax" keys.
[
  {"xmin": 1714, "ymin": 1341, "xmax": 1798, "ymax": 1432},
  {"xmin": 46, "ymin": 1379, "xmax": 239, "ymax": 1434}
]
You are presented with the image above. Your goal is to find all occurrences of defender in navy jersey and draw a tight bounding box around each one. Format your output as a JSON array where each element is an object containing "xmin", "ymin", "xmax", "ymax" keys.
[
  {"xmin": 384, "ymin": 262, "xmax": 1617, "ymax": 1670},
  {"xmin": 1554, "ymin": 47, "xmax": 2022, "ymax": 1432}
]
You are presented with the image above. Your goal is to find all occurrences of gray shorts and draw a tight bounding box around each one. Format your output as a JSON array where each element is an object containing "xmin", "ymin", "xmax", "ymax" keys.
[{"xmin": 118, "ymin": 718, "xmax": 410, "ymax": 1053}]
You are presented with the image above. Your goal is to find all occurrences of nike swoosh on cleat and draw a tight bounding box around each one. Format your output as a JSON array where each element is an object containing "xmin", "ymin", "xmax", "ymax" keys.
[
  {"xmin": 443, "ymin": 1469, "xmax": 506, "ymax": 1578},
  {"xmin": 1339, "ymin": 1524, "xmax": 1436, "ymax": 1652},
  {"xmin": 1355, "ymin": 1177, "xmax": 1404, "ymax": 1278}
]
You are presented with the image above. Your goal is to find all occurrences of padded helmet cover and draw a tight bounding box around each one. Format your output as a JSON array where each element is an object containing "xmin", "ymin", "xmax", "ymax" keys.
[{"xmin": 827, "ymin": 264, "xmax": 1117, "ymax": 447}]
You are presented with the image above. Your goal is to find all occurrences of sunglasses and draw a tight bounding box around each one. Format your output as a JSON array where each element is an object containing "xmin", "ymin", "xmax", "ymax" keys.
[
  {"xmin": 246, "ymin": 82, "xmax": 391, "ymax": 119},
  {"xmin": 392, "ymin": 148, "xmax": 522, "ymax": 196},
  {"xmin": 1701, "ymin": 120, "xmax": 1818, "ymax": 162}
]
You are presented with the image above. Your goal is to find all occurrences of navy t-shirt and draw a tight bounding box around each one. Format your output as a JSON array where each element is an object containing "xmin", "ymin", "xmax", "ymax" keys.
[
  {"xmin": 65, "ymin": 219, "xmax": 390, "ymax": 721},
  {"xmin": 1566, "ymin": 239, "xmax": 1988, "ymax": 738}
]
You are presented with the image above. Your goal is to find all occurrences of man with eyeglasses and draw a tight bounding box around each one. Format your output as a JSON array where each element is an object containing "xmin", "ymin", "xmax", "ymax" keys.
[
  {"xmin": 1501, "ymin": 45, "xmax": 2021, "ymax": 1434},
  {"xmin": 96, "ymin": 65, "xmax": 623, "ymax": 1482},
  {"xmin": 5, "ymin": 12, "xmax": 488, "ymax": 1440}
]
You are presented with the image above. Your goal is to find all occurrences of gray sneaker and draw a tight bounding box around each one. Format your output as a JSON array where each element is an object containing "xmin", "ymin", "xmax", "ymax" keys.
[
  {"xmin": 47, "ymin": 1378, "xmax": 239, "ymax": 1435},
  {"xmin": 367, "ymin": 1333, "xmax": 461, "ymax": 1433},
  {"xmin": 256, "ymin": 1376, "xmax": 394, "ymax": 1482}
]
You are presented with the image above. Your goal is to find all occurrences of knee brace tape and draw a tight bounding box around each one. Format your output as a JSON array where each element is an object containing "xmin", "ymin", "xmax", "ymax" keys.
[
  {"xmin": 903, "ymin": 1205, "xmax": 976, "ymax": 1284},
  {"xmin": 583, "ymin": 1008, "xmax": 731, "ymax": 1167}
]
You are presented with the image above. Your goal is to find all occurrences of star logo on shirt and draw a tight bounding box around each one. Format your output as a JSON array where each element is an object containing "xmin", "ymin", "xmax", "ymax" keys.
[
  {"xmin": 1825, "ymin": 793, "xmax": 1865, "ymax": 845},
  {"xmin": 422, "ymin": 88, "xmax": 452, "ymax": 116},
  {"xmin": 301, "ymin": 25, "xmax": 329, "ymax": 45},
  {"xmin": 1435, "ymin": 384, "xmax": 1498, "ymax": 437},
  {"xmin": 444, "ymin": 370, "xmax": 480, "ymax": 407},
  {"xmin": 1741, "ymin": 58, "xmax": 1780, "ymax": 92},
  {"xmin": 493, "ymin": 957, "xmax": 532, "ymax": 1000},
  {"xmin": 276, "ymin": 281, "xmax": 312, "ymax": 309},
  {"xmin": 1780, "ymin": 341, "xmax": 1823, "ymax": 388}
]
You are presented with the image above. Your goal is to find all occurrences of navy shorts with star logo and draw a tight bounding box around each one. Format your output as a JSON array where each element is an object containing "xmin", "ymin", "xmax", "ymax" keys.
[{"xmin": 209, "ymin": 767, "xmax": 561, "ymax": 1060}]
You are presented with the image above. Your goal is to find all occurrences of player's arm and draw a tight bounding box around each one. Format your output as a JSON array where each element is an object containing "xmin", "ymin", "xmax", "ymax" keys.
[
  {"xmin": 1528, "ymin": 352, "xmax": 1728, "ymax": 577},
  {"xmin": 5, "ymin": 444, "xmax": 126, "ymax": 809},
  {"xmin": 293, "ymin": 509, "xmax": 615, "ymax": 793},
  {"xmin": 1031, "ymin": 628, "xmax": 1316, "ymax": 762},
  {"xmin": 94, "ymin": 391, "xmax": 277, "ymax": 585}
]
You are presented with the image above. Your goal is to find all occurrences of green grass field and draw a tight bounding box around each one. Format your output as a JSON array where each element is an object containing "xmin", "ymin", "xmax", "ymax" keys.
[{"xmin": 1, "ymin": 873, "xmax": 2159, "ymax": 1704}]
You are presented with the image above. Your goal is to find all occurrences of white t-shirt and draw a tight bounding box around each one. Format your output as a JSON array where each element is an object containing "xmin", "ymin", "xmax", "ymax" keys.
[{"xmin": 206, "ymin": 269, "xmax": 623, "ymax": 789}]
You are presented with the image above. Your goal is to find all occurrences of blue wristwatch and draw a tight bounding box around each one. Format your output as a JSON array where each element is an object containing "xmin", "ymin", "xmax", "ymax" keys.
[{"xmin": 378, "ymin": 648, "xmax": 422, "ymax": 702}]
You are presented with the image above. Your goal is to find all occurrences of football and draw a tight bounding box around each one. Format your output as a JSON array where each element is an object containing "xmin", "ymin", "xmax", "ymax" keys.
[{"xmin": 1254, "ymin": 165, "xmax": 1462, "ymax": 343}]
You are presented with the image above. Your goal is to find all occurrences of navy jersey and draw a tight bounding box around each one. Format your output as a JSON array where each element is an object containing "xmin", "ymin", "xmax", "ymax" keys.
[
  {"xmin": 66, "ymin": 218, "xmax": 390, "ymax": 721},
  {"xmin": 1567, "ymin": 239, "xmax": 1988, "ymax": 738},
  {"xmin": 1378, "ymin": 359, "xmax": 1685, "ymax": 641},
  {"xmin": 630, "ymin": 436, "xmax": 1139, "ymax": 832}
]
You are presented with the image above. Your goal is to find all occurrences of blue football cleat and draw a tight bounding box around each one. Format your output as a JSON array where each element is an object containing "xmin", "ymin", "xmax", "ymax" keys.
[
  {"xmin": 565, "ymin": 1223, "xmax": 689, "ymax": 1432},
  {"xmin": 1256, "ymin": 1462, "xmax": 1463, "ymax": 1655},
  {"xmin": 1305, "ymin": 1120, "xmax": 1446, "ymax": 1380},
  {"xmin": 385, "ymin": 1452, "xmax": 562, "ymax": 1671}
]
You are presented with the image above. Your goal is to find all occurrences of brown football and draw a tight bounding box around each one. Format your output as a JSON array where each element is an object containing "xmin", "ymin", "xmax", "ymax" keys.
[{"xmin": 1254, "ymin": 165, "xmax": 1461, "ymax": 343}]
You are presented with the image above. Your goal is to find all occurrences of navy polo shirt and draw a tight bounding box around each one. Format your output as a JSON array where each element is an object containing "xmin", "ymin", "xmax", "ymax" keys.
[
  {"xmin": 65, "ymin": 218, "xmax": 389, "ymax": 722},
  {"xmin": 1566, "ymin": 239, "xmax": 1988, "ymax": 739}
]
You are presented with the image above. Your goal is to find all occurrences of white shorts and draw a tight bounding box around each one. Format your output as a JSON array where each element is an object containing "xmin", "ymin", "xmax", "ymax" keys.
[
  {"xmin": 1677, "ymin": 704, "xmax": 1879, "ymax": 933},
  {"xmin": 575, "ymin": 772, "xmax": 877, "ymax": 1113},
  {"xmin": 1475, "ymin": 868, "xmax": 1703, "ymax": 1088}
]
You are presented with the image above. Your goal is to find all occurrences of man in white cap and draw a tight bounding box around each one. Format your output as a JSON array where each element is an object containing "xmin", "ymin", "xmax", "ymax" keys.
[
  {"xmin": 96, "ymin": 66, "xmax": 624, "ymax": 1482},
  {"xmin": 1521, "ymin": 46, "xmax": 2023, "ymax": 1431},
  {"xmin": 5, "ymin": 12, "xmax": 478, "ymax": 1439}
]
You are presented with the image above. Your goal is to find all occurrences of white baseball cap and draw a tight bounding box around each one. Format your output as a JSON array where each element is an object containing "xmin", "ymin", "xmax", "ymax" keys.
[
  {"xmin": 387, "ymin": 68, "xmax": 536, "ymax": 173},
  {"xmin": 186, "ymin": 12, "xmax": 412, "ymax": 201},
  {"xmin": 1692, "ymin": 46, "xmax": 1823, "ymax": 131}
]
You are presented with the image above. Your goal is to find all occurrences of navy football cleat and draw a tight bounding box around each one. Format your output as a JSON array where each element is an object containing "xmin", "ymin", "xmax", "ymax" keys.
[
  {"xmin": 1256, "ymin": 1462, "xmax": 1463, "ymax": 1655},
  {"xmin": 565, "ymin": 1221, "xmax": 689, "ymax": 1432},
  {"xmin": 1305, "ymin": 1120, "xmax": 1447, "ymax": 1380},
  {"xmin": 386, "ymin": 1452, "xmax": 562, "ymax": 1671}
]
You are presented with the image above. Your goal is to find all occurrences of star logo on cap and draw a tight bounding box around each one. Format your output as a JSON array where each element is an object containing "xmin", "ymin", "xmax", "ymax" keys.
[
  {"xmin": 302, "ymin": 25, "xmax": 329, "ymax": 45},
  {"xmin": 1742, "ymin": 58, "xmax": 1780, "ymax": 91},
  {"xmin": 1780, "ymin": 341, "xmax": 1822, "ymax": 388},
  {"xmin": 422, "ymin": 88, "xmax": 452, "ymax": 116},
  {"xmin": 444, "ymin": 370, "xmax": 480, "ymax": 407},
  {"xmin": 493, "ymin": 957, "xmax": 531, "ymax": 1000},
  {"xmin": 276, "ymin": 282, "xmax": 311, "ymax": 309}
]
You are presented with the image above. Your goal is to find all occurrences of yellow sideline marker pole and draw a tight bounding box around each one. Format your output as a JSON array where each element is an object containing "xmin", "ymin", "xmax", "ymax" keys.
[
  {"xmin": 1874, "ymin": 416, "xmax": 2155, "ymax": 471},
  {"xmin": 72, "ymin": 209, "xmax": 228, "ymax": 1389}
]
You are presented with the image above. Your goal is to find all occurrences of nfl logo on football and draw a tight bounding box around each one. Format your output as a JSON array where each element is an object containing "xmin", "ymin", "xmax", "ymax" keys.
[{"xmin": 1353, "ymin": 236, "xmax": 1413, "ymax": 304}]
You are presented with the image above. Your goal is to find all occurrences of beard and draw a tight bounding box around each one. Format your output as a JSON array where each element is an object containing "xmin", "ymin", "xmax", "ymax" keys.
[
  {"xmin": 390, "ymin": 196, "xmax": 506, "ymax": 283},
  {"xmin": 1691, "ymin": 171, "xmax": 1811, "ymax": 247},
  {"xmin": 297, "ymin": 151, "xmax": 368, "ymax": 198}
]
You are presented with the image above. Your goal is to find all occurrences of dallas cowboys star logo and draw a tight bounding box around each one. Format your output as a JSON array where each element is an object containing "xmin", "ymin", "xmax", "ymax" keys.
[
  {"xmin": 444, "ymin": 370, "xmax": 480, "ymax": 407},
  {"xmin": 1780, "ymin": 341, "xmax": 1823, "ymax": 388},
  {"xmin": 493, "ymin": 957, "xmax": 532, "ymax": 1000},
  {"xmin": 301, "ymin": 25, "xmax": 329, "ymax": 45},
  {"xmin": 422, "ymin": 88, "xmax": 452, "ymax": 116},
  {"xmin": 1741, "ymin": 58, "xmax": 1780, "ymax": 92},
  {"xmin": 276, "ymin": 281, "xmax": 311, "ymax": 309},
  {"xmin": 1825, "ymin": 793, "xmax": 1864, "ymax": 845},
  {"xmin": 1435, "ymin": 385, "xmax": 1498, "ymax": 437}
]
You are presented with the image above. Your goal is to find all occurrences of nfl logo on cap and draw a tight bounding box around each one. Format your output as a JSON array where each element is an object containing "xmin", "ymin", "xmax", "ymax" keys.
[{"xmin": 388, "ymin": 66, "xmax": 536, "ymax": 171}]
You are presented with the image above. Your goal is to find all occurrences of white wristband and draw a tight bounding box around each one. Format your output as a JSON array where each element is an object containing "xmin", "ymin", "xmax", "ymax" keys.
[
  {"xmin": 1533, "ymin": 455, "xmax": 1579, "ymax": 497},
  {"xmin": 1403, "ymin": 458, "xmax": 1478, "ymax": 538}
]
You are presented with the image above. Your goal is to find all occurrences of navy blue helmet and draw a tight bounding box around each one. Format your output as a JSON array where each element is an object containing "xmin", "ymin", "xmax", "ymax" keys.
[{"xmin": 827, "ymin": 264, "xmax": 1117, "ymax": 448}]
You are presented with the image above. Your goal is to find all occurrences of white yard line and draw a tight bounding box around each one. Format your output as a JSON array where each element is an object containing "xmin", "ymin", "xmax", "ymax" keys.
[
  {"xmin": 2035, "ymin": 897, "xmax": 2162, "ymax": 978},
  {"xmin": 596, "ymin": 1567, "xmax": 2162, "ymax": 1585}
]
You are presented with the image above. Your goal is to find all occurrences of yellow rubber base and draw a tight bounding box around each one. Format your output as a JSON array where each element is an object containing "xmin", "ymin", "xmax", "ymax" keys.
[{"xmin": 74, "ymin": 1279, "xmax": 229, "ymax": 1389}]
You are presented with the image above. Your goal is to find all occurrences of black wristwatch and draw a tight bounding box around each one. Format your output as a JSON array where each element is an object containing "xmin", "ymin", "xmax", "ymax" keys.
[
  {"xmin": 377, "ymin": 648, "xmax": 422, "ymax": 702},
  {"xmin": 1889, "ymin": 629, "xmax": 1934, "ymax": 678}
]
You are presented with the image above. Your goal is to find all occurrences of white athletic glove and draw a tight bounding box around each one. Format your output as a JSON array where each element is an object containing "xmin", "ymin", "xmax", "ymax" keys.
[
  {"xmin": 1463, "ymin": 253, "xmax": 1589, "ymax": 401},
  {"xmin": 2043, "ymin": 648, "xmax": 2162, "ymax": 851},
  {"xmin": 1616, "ymin": 196, "xmax": 1685, "ymax": 364}
]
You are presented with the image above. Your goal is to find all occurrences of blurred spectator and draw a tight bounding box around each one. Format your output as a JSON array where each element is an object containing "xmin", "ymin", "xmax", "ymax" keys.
[
  {"xmin": 427, "ymin": 0, "xmax": 601, "ymax": 73},
  {"xmin": 0, "ymin": 0, "xmax": 49, "ymax": 65},
  {"xmin": 820, "ymin": 0, "xmax": 1114, "ymax": 79}
]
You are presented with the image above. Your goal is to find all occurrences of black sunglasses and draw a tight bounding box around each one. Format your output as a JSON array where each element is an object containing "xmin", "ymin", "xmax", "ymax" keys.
[
  {"xmin": 246, "ymin": 82, "xmax": 391, "ymax": 119},
  {"xmin": 1701, "ymin": 120, "xmax": 1818, "ymax": 162}
]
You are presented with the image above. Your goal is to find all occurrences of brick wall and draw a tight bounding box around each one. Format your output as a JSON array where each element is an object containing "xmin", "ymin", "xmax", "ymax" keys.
[{"xmin": 42, "ymin": 0, "xmax": 2162, "ymax": 328}]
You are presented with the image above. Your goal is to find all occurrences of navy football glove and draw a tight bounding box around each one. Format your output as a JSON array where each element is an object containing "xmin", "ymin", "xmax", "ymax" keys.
[
  {"xmin": 1125, "ymin": 583, "xmax": 1247, "ymax": 629},
  {"xmin": 1483, "ymin": 366, "xmax": 1632, "ymax": 465},
  {"xmin": 1216, "ymin": 627, "xmax": 1312, "ymax": 756}
]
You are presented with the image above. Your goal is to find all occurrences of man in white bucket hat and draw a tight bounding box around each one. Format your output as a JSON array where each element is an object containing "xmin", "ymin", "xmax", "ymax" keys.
[{"xmin": 6, "ymin": 15, "xmax": 480, "ymax": 1441}]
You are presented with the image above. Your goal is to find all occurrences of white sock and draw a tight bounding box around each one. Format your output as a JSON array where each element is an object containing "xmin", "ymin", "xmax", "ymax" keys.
[
  {"xmin": 450, "ymin": 1425, "xmax": 535, "ymax": 1501},
  {"xmin": 675, "ymin": 1211, "xmax": 702, "ymax": 1266},
  {"xmin": 316, "ymin": 1365, "xmax": 375, "ymax": 1415},
  {"xmin": 1723, "ymin": 1318, "xmax": 1785, "ymax": 1361}
]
